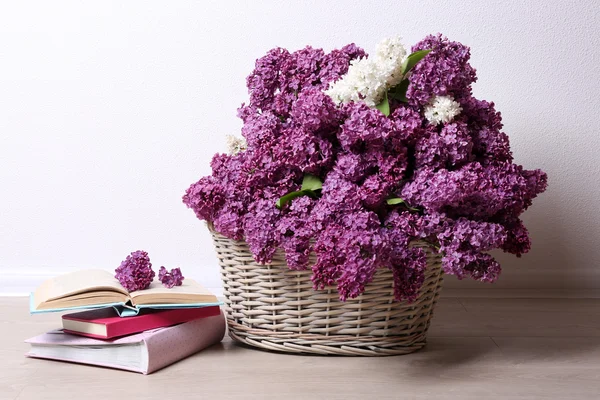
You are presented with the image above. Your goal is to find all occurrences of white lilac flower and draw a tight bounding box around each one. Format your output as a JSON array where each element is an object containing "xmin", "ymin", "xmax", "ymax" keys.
[
  {"xmin": 375, "ymin": 36, "xmax": 407, "ymax": 88},
  {"xmin": 424, "ymin": 95, "xmax": 463, "ymax": 125},
  {"xmin": 226, "ymin": 135, "xmax": 247, "ymax": 154},
  {"xmin": 325, "ymin": 36, "xmax": 407, "ymax": 108}
]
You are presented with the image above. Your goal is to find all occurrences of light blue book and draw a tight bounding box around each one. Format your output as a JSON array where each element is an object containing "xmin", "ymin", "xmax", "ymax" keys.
[{"xmin": 30, "ymin": 269, "xmax": 222, "ymax": 317}]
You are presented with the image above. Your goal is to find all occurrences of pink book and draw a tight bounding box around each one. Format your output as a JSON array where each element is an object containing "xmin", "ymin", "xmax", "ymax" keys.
[
  {"xmin": 25, "ymin": 311, "xmax": 226, "ymax": 374},
  {"xmin": 62, "ymin": 306, "xmax": 221, "ymax": 339}
]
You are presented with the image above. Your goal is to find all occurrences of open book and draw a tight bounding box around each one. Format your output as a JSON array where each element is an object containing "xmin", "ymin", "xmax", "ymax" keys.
[{"xmin": 30, "ymin": 269, "xmax": 221, "ymax": 315}]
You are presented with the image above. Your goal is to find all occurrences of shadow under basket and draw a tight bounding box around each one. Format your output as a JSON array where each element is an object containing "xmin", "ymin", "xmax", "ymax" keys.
[{"xmin": 209, "ymin": 224, "xmax": 444, "ymax": 356}]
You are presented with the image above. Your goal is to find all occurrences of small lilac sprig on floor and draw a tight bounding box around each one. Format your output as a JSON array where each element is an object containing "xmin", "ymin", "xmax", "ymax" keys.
[
  {"xmin": 115, "ymin": 250, "xmax": 155, "ymax": 291},
  {"xmin": 158, "ymin": 266, "xmax": 185, "ymax": 288}
]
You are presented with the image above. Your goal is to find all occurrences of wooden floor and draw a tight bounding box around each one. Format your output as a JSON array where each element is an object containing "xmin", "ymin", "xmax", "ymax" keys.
[{"xmin": 2, "ymin": 296, "xmax": 600, "ymax": 400}]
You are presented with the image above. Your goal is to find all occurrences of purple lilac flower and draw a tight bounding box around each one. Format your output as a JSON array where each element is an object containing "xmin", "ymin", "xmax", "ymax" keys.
[
  {"xmin": 115, "ymin": 250, "xmax": 155, "ymax": 292},
  {"xmin": 158, "ymin": 266, "xmax": 185, "ymax": 288},
  {"xmin": 243, "ymin": 197, "xmax": 282, "ymax": 264},
  {"xmin": 383, "ymin": 211, "xmax": 429, "ymax": 301},
  {"xmin": 388, "ymin": 247, "xmax": 428, "ymax": 302},
  {"xmin": 290, "ymin": 88, "xmax": 340, "ymax": 134},
  {"xmin": 312, "ymin": 210, "xmax": 386, "ymax": 301},
  {"xmin": 442, "ymin": 251, "xmax": 502, "ymax": 283},
  {"xmin": 499, "ymin": 216, "xmax": 532, "ymax": 257},
  {"xmin": 436, "ymin": 218, "xmax": 507, "ymax": 280},
  {"xmin": 240, "ymin": 110, "xmax": 282, "ymax": 149},
  {"xmin": 358, "ymin": 174, "xmax": 393, "ymax": 209},
  {"xmin": 183, "ymin": 35, "xmax": 548, "ymax": 302},
  {"xmin": 400, "ymin": 162, "xmax": 547, "ymax": 220},
  {"xmin": 460, "ymin": 97, "xmax": 512, "ymax": 162},
  {"xmin": 319, "ymin": 43, "xmax": 366, "ymax": 85},
  {"xmin": 389, "ymin": 106, "xmax": 425, "ymax": 146},
  {"xmin": 277, "ymin": 46, "xmax": 325, "ymax": 117},
  {"xmin": 339, "ymin": 102, "xmax": 394, "ymax": 150},
  {"xmin": 414, "ymin": 122, "xmax": 473, "ymax": 169},
  {"xmin": 276, "ymin": 195, "xmax": 316, "ymax": 269},
  {"xmin": 245, "ymin": 47, "xmax": 290, "ymax": 113},
  {"xmin": 407, "ymin": 34, "xmax": 477, "ymax": 106}
]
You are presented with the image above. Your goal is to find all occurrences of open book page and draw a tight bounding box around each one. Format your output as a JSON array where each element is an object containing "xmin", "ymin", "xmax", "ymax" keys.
[
  {"xmin": 129, "ymin": 279, "xmax": 217, "ymax": 306},
  {"xmin": 33, "ymin": 269, "xmax": 129, "ymax": 310}
]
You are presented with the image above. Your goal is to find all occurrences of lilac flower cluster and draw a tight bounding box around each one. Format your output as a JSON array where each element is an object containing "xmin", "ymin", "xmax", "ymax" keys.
[
  {"xmin": 115, "ymin": 250, "xmax": 155, "ymax": 292},
  {"xmin": 158, "ymin": 266, "xmax": 185, "ymax": 288},
  {"xmin": 115, "ymin": 251, "xmax": 186, "ymax": 291},
  {"xmin": 183, "ymin": 34, "xmax": 547, "ymax": 301}
]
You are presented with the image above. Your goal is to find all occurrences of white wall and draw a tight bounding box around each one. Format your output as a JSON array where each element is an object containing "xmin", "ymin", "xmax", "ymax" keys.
[{"xmin": 1, "ymin": 0, "xmax": 599, "ymax": 294}]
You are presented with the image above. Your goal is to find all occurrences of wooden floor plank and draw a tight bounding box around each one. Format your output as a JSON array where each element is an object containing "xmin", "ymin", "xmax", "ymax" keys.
[
  {"xmin": 491, "ymin": 337, "xmax": 600, "ymax": 366},
  {"xmin": 2, "ymin": 297, "xmax": 600, "ymax": 400},
  {"xmin": 459, "ymin": 298, "xmax": 600, "ymax": 337}
]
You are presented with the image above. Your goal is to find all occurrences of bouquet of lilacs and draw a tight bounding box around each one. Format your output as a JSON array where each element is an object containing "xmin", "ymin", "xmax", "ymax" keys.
[{"xmin": 183, "ymin": 34, "xmax": 547, "ymax": 302}]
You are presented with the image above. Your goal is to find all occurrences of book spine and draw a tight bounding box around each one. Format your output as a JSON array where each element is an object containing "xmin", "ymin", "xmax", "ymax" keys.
[
  {"xmin": 141, "ymin": 311, "xmax": 226, "ymax": 374},
  {"xmin": 107, "ymin": 306, "xmax": 221, "ymax": 339}
]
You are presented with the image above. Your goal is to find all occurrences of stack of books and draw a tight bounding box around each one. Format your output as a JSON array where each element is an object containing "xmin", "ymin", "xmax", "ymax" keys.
[{"xmin": 25, "ymin": 269, "xmax": 225, "ymax": 374}]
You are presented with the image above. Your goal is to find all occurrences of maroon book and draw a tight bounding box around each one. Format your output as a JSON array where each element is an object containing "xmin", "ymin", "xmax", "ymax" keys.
[{"xmin": 62, "ymin": 306, "xmax": 221, "ymax": 339}]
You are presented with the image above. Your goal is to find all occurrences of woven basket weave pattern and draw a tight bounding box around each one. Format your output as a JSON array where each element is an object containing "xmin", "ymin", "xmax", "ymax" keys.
[{"xmin": 210, "ymin": 227, "xmax": 443, "ymax": 356}]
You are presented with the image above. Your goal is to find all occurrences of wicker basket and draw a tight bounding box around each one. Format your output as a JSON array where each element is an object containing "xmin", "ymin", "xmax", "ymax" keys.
[{"xmin": 209, "ymin": 224, "xmax": 444, "ymax": 356}]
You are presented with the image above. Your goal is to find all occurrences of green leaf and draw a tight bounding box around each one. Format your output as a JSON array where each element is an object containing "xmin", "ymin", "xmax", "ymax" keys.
[
  {"xmin": 386, "ymin": 197, "xmax": 407, "ymax": 205},
  {"xmin": 386, "ymin": 197, "xmax": 420, "ymax": 211},
  {"xmin": 375, "ymin": 91, "xmax": 390, "ymax": 116},
  {"xmin": 303, "ymin": 189, "xmax": 319, "ymax": 199},
  {"xmin": 301, "ymin": 174, "xmax": 323, "ymax": 191},
  {"xmin": 388, "ymin": 79, "xmax": 410, "ymax": 103},
  {"xmin": 276, "ymin": 191, "xmax": 306, "ymax": 209},
  {"xmin": 277, "ymin": 174, "xmax": 323, "ymax": 209},
  {"xmin": 401, "ymin": 49, "xmax": 432, "ymax": 75}
]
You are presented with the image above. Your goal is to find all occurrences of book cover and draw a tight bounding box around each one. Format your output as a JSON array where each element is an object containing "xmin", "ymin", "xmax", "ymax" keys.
[
  {"xmin": 62, "ymin": 305, "xmax": 221, "ymax": 339},
  {"xmin": 25, "ymin": 311, "xmax": 226, "ymax": 374}
]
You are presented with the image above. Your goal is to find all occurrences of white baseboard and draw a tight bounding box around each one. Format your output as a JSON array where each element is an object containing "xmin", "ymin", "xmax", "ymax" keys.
[
  {"xmin": 442, "ymin": 288, "xmax": 600, "ymax": 299},
  {"xmin": 1, "ymin": 271, "xmax": 63, "ymax": 296}
]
